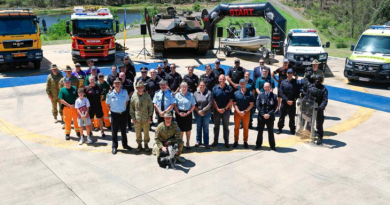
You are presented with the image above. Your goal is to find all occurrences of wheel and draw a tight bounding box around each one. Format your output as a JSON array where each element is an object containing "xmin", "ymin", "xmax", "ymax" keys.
[
  {"xmin": 347, "ymin": 78, "xmax": 355, "ymax": 83},
  {"xmin": 33, "ymin": 61, "xmax": 41, "ymax": 70},
  {"xmin": 321, "ymin": 63, "xmax": 327, "ymax": 72}
]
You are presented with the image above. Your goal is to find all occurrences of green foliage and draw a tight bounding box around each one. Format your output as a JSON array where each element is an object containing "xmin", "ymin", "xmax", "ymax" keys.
[
  {"xmin": 43, "ymin": 19, "xmax": 69, "ymax": 41},
  {"xmin": 141, "ymin": 5, "xmax": 158, "ymax": 24},
  {"xmin": 335, "ymin": 37, "xmax": 348, "ymax": 49},
  {"xmin": 192, "ymin": 2, "xmax": 201, "ymax": 12},
  {"xmin": 7, "ymin": 0, "xmax": 23, "ymax": 7},
  {"xmin": 370, "ymin": 0, "xmax": 390, "ymax": 25}
]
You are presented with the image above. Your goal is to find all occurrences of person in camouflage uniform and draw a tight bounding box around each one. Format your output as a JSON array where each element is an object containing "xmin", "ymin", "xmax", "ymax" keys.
[
  {"xmin": 59, "ymin": 66, "xmax": 79, "ymax": 89},
  {"xmin": 153, "ymin": 112, "xmax": 185, "ymax": 163},
  {"xmin": 130, "ymin": 81, "xmax": 154, "ymax": 152},
  {"xmin": 46, "ymin": 64, "xmax": 64, "ymax": 123}
]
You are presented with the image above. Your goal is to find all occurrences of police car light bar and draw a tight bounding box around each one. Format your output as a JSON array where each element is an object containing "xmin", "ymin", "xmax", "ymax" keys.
[
  {"xmin": 291, "ymin": 29, "xmax": 317, "ymax": 33},
  {"xmin": 370, "ymin": 25, "xmax": 390, "ymax": 30}
]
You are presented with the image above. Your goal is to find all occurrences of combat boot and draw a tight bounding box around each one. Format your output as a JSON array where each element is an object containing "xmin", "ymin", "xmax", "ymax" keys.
[
  {"xmin": 144, "ymin": 143, "xmax": 150, "ymax": 152},
  {"xmin": 174, "ymin": 156, "xmax": 186, "ymax": 163},
  {"xmin": 136, "ymin": 143, "xmax": 143, "ymax": 152}
]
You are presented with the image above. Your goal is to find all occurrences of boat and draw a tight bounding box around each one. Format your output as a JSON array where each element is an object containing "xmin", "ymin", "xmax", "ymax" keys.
[{"xmin": 219, "ymin": 23, "xmax": 273, "ymax": 62}]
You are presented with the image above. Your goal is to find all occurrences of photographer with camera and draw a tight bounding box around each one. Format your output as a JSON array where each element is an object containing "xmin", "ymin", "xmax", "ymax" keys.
[{"xmin": 307, "ymin": 75, "xmax": 328, "ymax": 145}]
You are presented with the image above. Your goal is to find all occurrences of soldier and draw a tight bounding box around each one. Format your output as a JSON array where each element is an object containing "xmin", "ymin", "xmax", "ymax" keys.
[
  {"xmin": 46, "ymin": 64, "xmax": 64, "ymax": 123},
  {"xmin": 130, "ymin": 82, "xmax": 154, "ymax": 152},
  {"xmin": 227, "ymin": 59, "xmax": 246, "ymax": 92},
  {"xmin": 277, "ymin": 68, "xmax": 300, "ymax": 135},
  {"xmin": 183, "ymin": 66, "xmax": 199, "ymax": 93},
  {"xmin": 58, "ymin": 77, "xmax": 80, "ymax": 140},
  {"xmin": 307, "ymin": 74, "xmax": 328, "ymax": 145},
  {"xmin": 124, "ymin": 55, "xmax": 136, "ymax": 79},
  {"xmin": 153, "ymin": 112, "xmax": 185, "ymax": 163},
  {"xmin": 136, "ymin": 67, "xmax": 151, "ymax": 85},
  {"xmin": 59, "ymin": 65, "xmax": 79, "ymax": 89},
  {"xmin": 255, "ymin": 82, "xmax": 277, "ymax": 151},
  {"xmin": 72, "ymin": 63, "xmax": 86, "ymax": 88}
]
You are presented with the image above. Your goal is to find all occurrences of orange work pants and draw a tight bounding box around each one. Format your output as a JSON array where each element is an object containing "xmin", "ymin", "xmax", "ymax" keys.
[
  {"xmin": 94, "ymin": 101, "xmax": 111, "ymax": 128},
  {"xmin": 63, "ymin": 107, "xmax": 80, "ymax": 135},
  {"xmin": 234, "ymin": 111, "xmax": 250, "ymax": 142}
]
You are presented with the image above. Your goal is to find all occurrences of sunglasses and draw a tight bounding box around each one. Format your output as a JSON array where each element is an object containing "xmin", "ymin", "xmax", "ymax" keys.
[
  {"xmin": 287, "ymin": 72, "xmax": 293, "ymax": 74},
  {"xmin": 99, "ymin": 76, "xmax": 104, "ymax": 78}
]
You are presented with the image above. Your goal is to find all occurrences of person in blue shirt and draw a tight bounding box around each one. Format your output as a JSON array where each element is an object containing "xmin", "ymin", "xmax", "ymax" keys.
[
  {"xmin": 211, "ymin": 74, "xmax": 234, "ymax": 148},
  {"xmin": 256, "ymin": 68, "xmax": 275, "ymax": 94},
  {"xmin": 174, "ymin": 82, "xmax": 196, "ymax": 150},
  {"xmin": 238, "ymin": 71, "xmax": 256, "ymax": 129},
  {"xmin": 253, "ymin": 58, "xmax": 270, "ymax": 83},
  {"xmin": 233, "ymin": 79, "xmax": 255, "ymax": 149},
  {"xmin": 85, "ymin": 59, "xmax": 100, "ymax": 75},
  {"xmin": 153, "ymin": 79, "xmax": 175, "ymax": 124},
  {"xmin": 106, "ymin": 77, "xmax": 132, "ymax": 155}
]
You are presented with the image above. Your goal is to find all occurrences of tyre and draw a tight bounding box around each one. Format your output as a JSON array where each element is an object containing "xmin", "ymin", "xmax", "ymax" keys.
[
  {"xmin": 33, "ymin": 61, "xmax": 41, "ymax": 70},
  {"xmin": 224, "ymin": 46, "xmax": 232, "ymax": 57}
]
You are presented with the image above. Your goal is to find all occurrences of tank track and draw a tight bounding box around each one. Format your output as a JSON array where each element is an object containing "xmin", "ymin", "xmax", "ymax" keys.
[
  {"xmin": 153, "ymin": 41, "xmax": 164, "ymax": 54},
  {"xmin": 196, "ymin": 41, "xmax": 210, "ymax": 55}
]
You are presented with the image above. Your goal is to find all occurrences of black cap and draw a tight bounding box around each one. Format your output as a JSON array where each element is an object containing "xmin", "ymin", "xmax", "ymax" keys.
[
  {"xmin": 140, "ymin": 67, "xmax": 148, "ymax": 72},
  {"xmin": 234, "ymin": 59, "xmax": 240, "ymax": 63},
  {"xmin": 287, "ymin": 68, "xmax": 294, "ymax": 73}
]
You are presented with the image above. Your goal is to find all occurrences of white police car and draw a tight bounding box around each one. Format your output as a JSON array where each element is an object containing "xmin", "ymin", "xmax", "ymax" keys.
[{"xmin": 284, "ymin": 29, "xmax": 330, "ymax": 71}]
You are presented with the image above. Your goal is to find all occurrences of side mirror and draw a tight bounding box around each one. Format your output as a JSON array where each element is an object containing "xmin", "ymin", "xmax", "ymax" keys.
[
  {"xmin": 66, "ymin": 20, "xmax": 70, "ymax": 34},
  {"xmin": 42, "ymin": 19, "xmax": 47, "ymax": 33},
  {"xmin": 350, "ymin": 44, "xmax": 355, "ymax": 51},
  {"xmin": 116, "ymin": 20, "xmax": 119, "ymax": 34},
  {"xmin": 326, "ymin": 42, "xmax": 330, "ymax": 48}
]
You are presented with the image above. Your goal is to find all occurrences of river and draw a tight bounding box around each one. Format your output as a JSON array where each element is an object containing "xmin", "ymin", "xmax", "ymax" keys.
[{"xmin": 38, "ymin": 9, "xmax": 143, "ymax": 28}]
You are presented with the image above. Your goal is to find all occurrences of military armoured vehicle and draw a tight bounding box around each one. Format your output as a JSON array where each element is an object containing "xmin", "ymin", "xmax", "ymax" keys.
[{"xmin": 145, "ymin": 7, "xmax": 210, "ymax": 56}]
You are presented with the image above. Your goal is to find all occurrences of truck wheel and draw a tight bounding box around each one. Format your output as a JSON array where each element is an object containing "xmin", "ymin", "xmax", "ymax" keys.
[
  {"xmin": 33, "ymin": 61, "xmax": 41, "ymax": 70},
  {"xmin": 224, "ymin": 46, "xmax": 232, "ymax": 57}
]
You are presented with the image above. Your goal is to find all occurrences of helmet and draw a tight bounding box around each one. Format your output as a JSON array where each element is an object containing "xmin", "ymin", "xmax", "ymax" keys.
[{"xmin": 313, "ymin": 74, "xmax": 323, "ymax": 85}]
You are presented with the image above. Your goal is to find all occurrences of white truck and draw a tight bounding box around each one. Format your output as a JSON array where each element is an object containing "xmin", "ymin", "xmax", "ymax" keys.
[
  {"xmin": 344, "ymin": 24, "xmax": 390, "ymax": 83},
  {"xmin": 284, "ymin": 29, "xmax": 330, "ymax": 71}
]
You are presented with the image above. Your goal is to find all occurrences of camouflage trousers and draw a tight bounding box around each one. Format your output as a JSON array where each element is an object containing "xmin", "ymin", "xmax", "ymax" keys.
[
  {"xmin": 135, "ymin": 121, "xmax": 151, "ymax": 144},
  {"xmin": 51, "ymin": 97, "xmax": 62, "ymax": 118},
  {"xmin": 152, "ymin": 140, "xmax": 184, "ymax": 157}
]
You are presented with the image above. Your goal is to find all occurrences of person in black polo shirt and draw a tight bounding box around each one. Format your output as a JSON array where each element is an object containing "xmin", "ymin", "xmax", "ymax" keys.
[
  {"xmin": 107, "ymin": 65, "xmax": 119, "ymax": 90},
  {"xmin": 124, "ymin": 56, "xmax": 136, "ymax": 79},
  {"xmin": 145, "ymin": 68, "xmax": 161, "ymax": 126},
  {"xmin": 212, "ymin": 59, "xmax": 225, "ymax": 77},
  {"xmin": 156, "ymin": 64, "xmax": 167, "ymax": 80},
  {"xmin": 162, "ymin": 59, "xmax": 170, "ymax": 74},
  {"xmin": 233, "ymin": 79, "xmax": 254, "ymax": 149},
  {"xmin": 200, "ymin": 64, "xmax": 217, "ymax": 92},
  {"xmin": 183, "ymin": 66, "xmax": 199, "ymax": 93},
  {"xmin": 227, "ymin": 59, "xmax": 246, "ymax": 92},
  {"xmin": 277, "ymin": 68, "xmax": 300, "ymax": 135},
  {"xmin": 166, "ymin": 63, "xmax": 182, "ymax": 95},
  {"xmin": 136, "ymin": 67, "xmax": 151, "ymax": 85},
  {"xmin": 211, "ymin": 74, "xmax": 233, "ymax": 148},
  {"xmin": 119, "ymin": 72, "xmax": 135, "ymax": 131},
  {"xmin": 119, "ymin": 63, "xmax": 135, "ymax": 83},
  {"xmin": 85, "ymin": 77, "xmax": 106, "ymax": 138}
]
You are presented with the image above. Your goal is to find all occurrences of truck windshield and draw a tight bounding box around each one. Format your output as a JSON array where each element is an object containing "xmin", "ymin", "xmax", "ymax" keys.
[
  {"xmin": 355, "ymin": 35, "xmax": 390, "ymax": 54},
  {"xmin": 0, "ymin": 18, "xmax": 37, "ymax": 35},
  {"xmin": 290, "ymin": 36, "xmax": 321, "ymax": 47},
  {"xmin": 73, "ymin": 19, "xmax": 114, "ymax": 36}
]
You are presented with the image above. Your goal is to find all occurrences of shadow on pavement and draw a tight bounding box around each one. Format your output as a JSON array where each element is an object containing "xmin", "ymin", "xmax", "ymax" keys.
[
  {"xmin": 324, "ymin": 138, "xmax": 346, "ymax": 149},
  {"xmin": 175, "ymin": 159, "xmax": 196, "ymax": 174},
  {"xmin": 325, "ymin": 116, "xmax": 341, "ymax": 121},
  {"xmin": 347, "ymin": 80, "xmax": 390, "ymax": 91},
  {"xmin": 274, "ymin": 147, "xmax": 297, "ymax": 153}
]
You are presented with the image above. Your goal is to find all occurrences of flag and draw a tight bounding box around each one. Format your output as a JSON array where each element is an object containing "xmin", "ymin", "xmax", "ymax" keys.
[{"xmin": 124, "ymin": 8, "xmax": 127, "ymax": 48}]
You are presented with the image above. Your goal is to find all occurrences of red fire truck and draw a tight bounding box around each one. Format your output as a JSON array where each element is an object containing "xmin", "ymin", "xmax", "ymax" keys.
[{"xmin": 66, "ymin": 7, "xmax": 119, "ymax": 63}]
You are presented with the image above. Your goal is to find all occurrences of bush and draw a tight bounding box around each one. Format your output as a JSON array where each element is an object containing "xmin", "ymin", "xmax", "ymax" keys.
[
  {"xmin": 335, "ymin": 37, "xmax": 348, "ymax": 48},
  {"xmin": 7, "ymin": 0, "xmax": 23, "ymax": 7},
  {"xmin": 46, "ymin": 19, "xmax": 69, "ymax": 41},
  {"xmin": 192, "ymin": 2, "xmax": 201, "ymax": 12}
]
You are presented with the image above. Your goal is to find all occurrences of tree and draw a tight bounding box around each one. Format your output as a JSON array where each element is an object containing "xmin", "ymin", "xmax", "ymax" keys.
[{"xmin": 370, "ymin": 0, "xmax": 390, "ymax": 25}]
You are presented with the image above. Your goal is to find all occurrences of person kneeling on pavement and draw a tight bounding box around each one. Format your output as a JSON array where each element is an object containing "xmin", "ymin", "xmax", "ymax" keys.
[{"xmin": 153, "ymin": 112, "xmax": 185, "ymax": 163}]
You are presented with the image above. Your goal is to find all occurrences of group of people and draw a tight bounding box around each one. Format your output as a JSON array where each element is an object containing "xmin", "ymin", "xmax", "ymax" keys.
[{"xmin": 46, "ymin": 56, "xmax": 328, "ymax": 164}]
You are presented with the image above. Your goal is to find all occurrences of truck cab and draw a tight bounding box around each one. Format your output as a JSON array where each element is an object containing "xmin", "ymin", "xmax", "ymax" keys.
[
  {"xmin": 0, "ymin": 9, "xmax": 46, "ymax": 69},
  {"xmin": 66, "ymin": 7, "xmax": 119, "ymax": 63},
  {"xmin": 344, "ymin": 24, "xmax": 390, "ymax": 83},
  {"xmin": 284, "ymin": 29, "xmax": 329, "ymax": 71}
]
